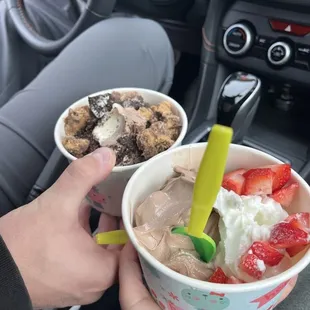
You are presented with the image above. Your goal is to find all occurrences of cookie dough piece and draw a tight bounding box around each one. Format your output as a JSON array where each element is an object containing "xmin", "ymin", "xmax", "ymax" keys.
[
  {"xmin": 62, "ymin": 137, "xmax": 90, "ymax": 157},
  {"xmin": 164, "ymin": 114, "xmax": 182, "ymax": 140},
  {"xmin": 151, "ymin": 101, "xmax": 173, "ymax": 117},
  {"xmin": 64, "ymin": 106, "xmax": 91, "ymax": 136},
  {"xmin": 138, "ymin": 107, "xmax": 154, "ymax": 122},
  {"xmin": 137, "ymin": 122, "xmax": 174, "ymax": 159}
]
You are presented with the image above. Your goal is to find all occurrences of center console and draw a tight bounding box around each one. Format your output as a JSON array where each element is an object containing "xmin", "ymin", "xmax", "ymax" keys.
[
  {"xmin": 218, "ymin": 1, "xmax": 310, "ymax": 85},
  {"xmin": 214, "ymin": 1, "xmax": 310, "ymax": 179}
]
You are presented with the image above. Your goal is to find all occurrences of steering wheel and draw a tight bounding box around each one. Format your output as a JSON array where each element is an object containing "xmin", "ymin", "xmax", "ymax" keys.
[{"xmin": 5, "ymin": 0, "xmax": 117, "ymax": 56}]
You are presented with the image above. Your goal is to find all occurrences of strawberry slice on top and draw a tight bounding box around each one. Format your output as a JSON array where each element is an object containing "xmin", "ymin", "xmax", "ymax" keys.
[
  {"xmin": 269, "ymin": 221, "xmax": 309, "ymax": 249},
  {"xmin": 208, "ymin": 267, "xmax": 228, "ymax": 284},
  {"xmin": 222, "ymin": 168, "xmax": 246, "ymax": 195},
  {"xmin": 249, "ymin": 241, "xmax": 284, "ymax": 267},
  {"xmin": 239, "ymin": 253, "xmax": 266, "ymax": 280},
  {"xmin": 242, "ymin": 168, "xmax": 275, "ymax": 195},
  {"xmin": 264, "ymin": 164, "xmax": 291, "ymax": 192},
  {"xmin": 286, "ymin": 244, "xmax": 308, "ymax": 257},
  {"xmin": 286, "ymin": 212, "xmax": 310, "ymax": 231},
  {"xmin": 270, "ymin": 183, "xmax": 299, "ymax": 209},
  {"xmin": 282, "ymin": 213, "xmax": 310, "ymax": 257}
]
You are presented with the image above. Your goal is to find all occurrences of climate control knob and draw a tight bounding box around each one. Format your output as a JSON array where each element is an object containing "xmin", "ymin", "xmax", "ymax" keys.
[
  {"xmin": 267, "ymin": 41, "xmax": 292, "ymax": 66},
  {"xmin": 223, "ymin": 23, "xmax": 254, "ymax": 56}
]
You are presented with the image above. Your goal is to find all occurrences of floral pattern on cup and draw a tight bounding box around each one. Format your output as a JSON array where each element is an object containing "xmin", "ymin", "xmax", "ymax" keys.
[
  {"xmin": 182, "ymin": 290, "xmax": 230, "ymax": 310},
  {"xmin": 86, "ymin": 186, "xmax": 106, "ymax": 210},
  {"xmin": 139, "ymin": 253, "xmax": 290, "ymax": 310}
]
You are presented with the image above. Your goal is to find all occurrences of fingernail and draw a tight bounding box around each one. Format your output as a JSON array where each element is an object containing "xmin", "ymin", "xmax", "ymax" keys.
[{"xmin": 91, "ymin": 147, "xmax": 114, "ymax": 165}]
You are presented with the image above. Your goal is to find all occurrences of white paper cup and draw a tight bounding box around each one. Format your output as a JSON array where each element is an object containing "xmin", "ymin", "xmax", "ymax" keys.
[
  {"xmin": 54, "ymin": 88, "xmax": 188, "ymax": 216},
  {"xmin": 122, "ymin": 143, "xmax": 310, "ymax": 310}
]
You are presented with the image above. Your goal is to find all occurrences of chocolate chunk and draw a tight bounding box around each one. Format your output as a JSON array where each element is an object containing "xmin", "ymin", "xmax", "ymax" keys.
[
  {"xmin": 75, "ymin": 114, "xmax": 98, "ymax": 140},
  {"xmin": 87, "ymin": 138, "xmax": 100, "ymax": 154},
  {"xmin": 88, "ymin": 94, "xmax": 112, "ymax": 118},
  {"xmin": 113, "ymin": 134, "xmax": 143, "ymax": 166},
  {"xmin": 122, "ymin": 99, "xmax": 145, "ymax": 110},
  {"xmin": 117, "ymin": 134, "xmax": 138, "ymax": 152}
]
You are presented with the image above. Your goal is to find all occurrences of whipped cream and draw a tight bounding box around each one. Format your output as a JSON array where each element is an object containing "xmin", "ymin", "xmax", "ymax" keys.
[{"xmin": 214, "ymin": 188, "xmax": 288, "ymax": 280}]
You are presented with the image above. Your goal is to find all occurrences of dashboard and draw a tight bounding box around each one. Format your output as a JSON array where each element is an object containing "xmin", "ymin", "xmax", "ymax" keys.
[{"xmin": 217, "ymin": 1, "xmax": 310, "ymax": 85}]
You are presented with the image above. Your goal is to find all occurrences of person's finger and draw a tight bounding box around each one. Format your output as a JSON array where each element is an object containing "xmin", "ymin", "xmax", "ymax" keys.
[
  {"xmin": 45, "ymin": 148, "xmax": 116, "ymax": 207},
  {"xmin": 276, "ymin": 275, "xmax": 298, "ymax": 306},
  {"xmin": 119, "ymin": 242, "xmax": 160, "ymax": 310},
  {"xmin": 97, "ymin": 213, "xmax": 118, "ymax": 233},
  {"xmin": 79, "ymin": 201, "xmax": 92, "ymax": 234},
  {"xmin": 86, "ymin": 244, "xmax": 119, "ymax": 292},
  {"xmin": 95, "ymin": 213, "xmax": 118, "ymax": 249},
  {"xmin": 107, "ymin": 218, "xmax": 125, "ymax": 252}
]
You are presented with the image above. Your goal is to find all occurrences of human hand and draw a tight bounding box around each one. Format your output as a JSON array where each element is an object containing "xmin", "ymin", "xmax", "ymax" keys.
[
  {"xmin": 119, "ymin": 242, "xmax": 160, "ymax": 310},
  {"xmin": 119, "ymin": 242, "xmax": 298, "ymax": 310},
  {"xmin": 0, "ymin": 147, "xmax": 118, "ymax": 309}
]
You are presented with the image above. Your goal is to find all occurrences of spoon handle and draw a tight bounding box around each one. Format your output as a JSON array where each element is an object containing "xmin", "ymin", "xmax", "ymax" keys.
[
  {"xmin": 188, "ymin": 125, "xmax": 233, "ymax": 238},
  {"xmin": 95, "ymin": 230, "xmax": 128, "ymax": 245}
]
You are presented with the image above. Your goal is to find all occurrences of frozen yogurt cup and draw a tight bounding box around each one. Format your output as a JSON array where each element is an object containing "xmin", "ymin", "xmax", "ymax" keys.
[
  {"xmin": 122, "ymin": 143, "xmax": 310, "ymax": 310},
  {"xmin": 54, "ymin": 88, "xmax": 188, "ymax": 216}
]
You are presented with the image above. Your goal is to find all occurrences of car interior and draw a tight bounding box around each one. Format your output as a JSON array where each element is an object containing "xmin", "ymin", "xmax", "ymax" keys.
[{"xmin": 5, "ymin": 0, "xmax": 310, "ymax": 309}]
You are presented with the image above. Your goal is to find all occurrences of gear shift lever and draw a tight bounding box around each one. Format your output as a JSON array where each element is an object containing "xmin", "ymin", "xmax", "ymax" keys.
[{"xmin": 217, "ymin": 72, "xmax": 261, "ymax": 143}]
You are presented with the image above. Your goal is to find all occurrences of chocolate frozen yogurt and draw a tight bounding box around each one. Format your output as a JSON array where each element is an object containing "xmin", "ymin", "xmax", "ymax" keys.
[
  {"xmin": 62, "ymin": 91, "xmax": 182, "ymax": 166},
  {"xmin": 133, "ymin": 163, "xmax": 310, "ymax": 284}
]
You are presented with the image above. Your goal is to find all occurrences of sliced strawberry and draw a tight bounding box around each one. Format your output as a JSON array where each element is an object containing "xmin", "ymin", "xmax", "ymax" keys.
[
  {"xmin": 286, "ymin": 244, "xmax": 308, "ymax": 257},
  {"xmin": 242, "ymin": 168, "xmax": 274, "ymax": 195},
  {"xmin": 226, "ymin": 276, "xmax": 244, "ymax": 284},
  {"xmin": 249, "ymin": 241, "xmax": 284, "ymax": 266},
  {"xmin": 270, "ymin": 183, "xmax": 299, "ymax": 209},
  {"xmin": 222, "ymin": 169, "xmax": 246, "ymax": 195},
  {"xmin": 222, "ymin": 176, "xmax": 245, "ymax": 195},
  {"xmin": 239, "ymin": 253, "xmax": 265, "ymax": 279},
  {"xmin": 269, "ymin": 222, "xmax": 309, "ymax": 249},
  {"xmin": 208, "ymin": 267, "xmax": 228, "ymax": 284},
  {"xmin": 264, "ymin": 164, "xmax": 291, "ymax": 192},
  {"xmin": 286, "ymin": 213, "xmax": 310, "ymax": 231},
  {"xmin": 224, "ymin": 168, "xmax": 247, "ymax": 178}
]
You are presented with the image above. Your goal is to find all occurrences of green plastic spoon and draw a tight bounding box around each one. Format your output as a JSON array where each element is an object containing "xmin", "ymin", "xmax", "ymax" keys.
[{"xmin": 172, "ymin": 124, "xmax": 233, "ymax": 263}]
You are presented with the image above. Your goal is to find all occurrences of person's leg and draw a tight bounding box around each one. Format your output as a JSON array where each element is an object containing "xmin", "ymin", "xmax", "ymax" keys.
[
  {"xmin": 0, "ymin": 0, "xmax": 24, "ymax": 106},
  {"xmin": 0, "ymin": 17, "xmax": 174, "ymax": 215},
  {"xmin": 0, "ymin": 0, "xmax": 77, "ymax": 107}
]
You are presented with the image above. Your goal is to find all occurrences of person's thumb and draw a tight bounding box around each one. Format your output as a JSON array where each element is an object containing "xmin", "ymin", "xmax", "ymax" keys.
[
  {"xmin": 119, "ymin": 243, "xmax": 160, "ymax": 310},
  {"xmin": 45, "ymin": 147, "xmax": 116, "ymax": 206}
]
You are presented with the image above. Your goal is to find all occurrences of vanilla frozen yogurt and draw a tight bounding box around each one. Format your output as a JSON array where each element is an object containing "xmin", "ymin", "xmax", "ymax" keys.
[{"xmin": 214, "ymin": 189, "xmax": 288, "ymax": 281}]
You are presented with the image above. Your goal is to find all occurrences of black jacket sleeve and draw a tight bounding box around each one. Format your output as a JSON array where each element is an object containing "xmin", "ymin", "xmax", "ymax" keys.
[{"xmin": 0, "ymin": 236, "xmax": 32, "ymax": 310}]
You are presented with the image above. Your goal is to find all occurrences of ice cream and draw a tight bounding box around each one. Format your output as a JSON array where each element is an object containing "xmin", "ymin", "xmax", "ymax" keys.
[
  {"xmin": 62, "ymin": 91, "xmax": 182, "ymax": 165},
  {"xmin": 133, "ymin": 164, "xmax": 310, "ymax": 284}
]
